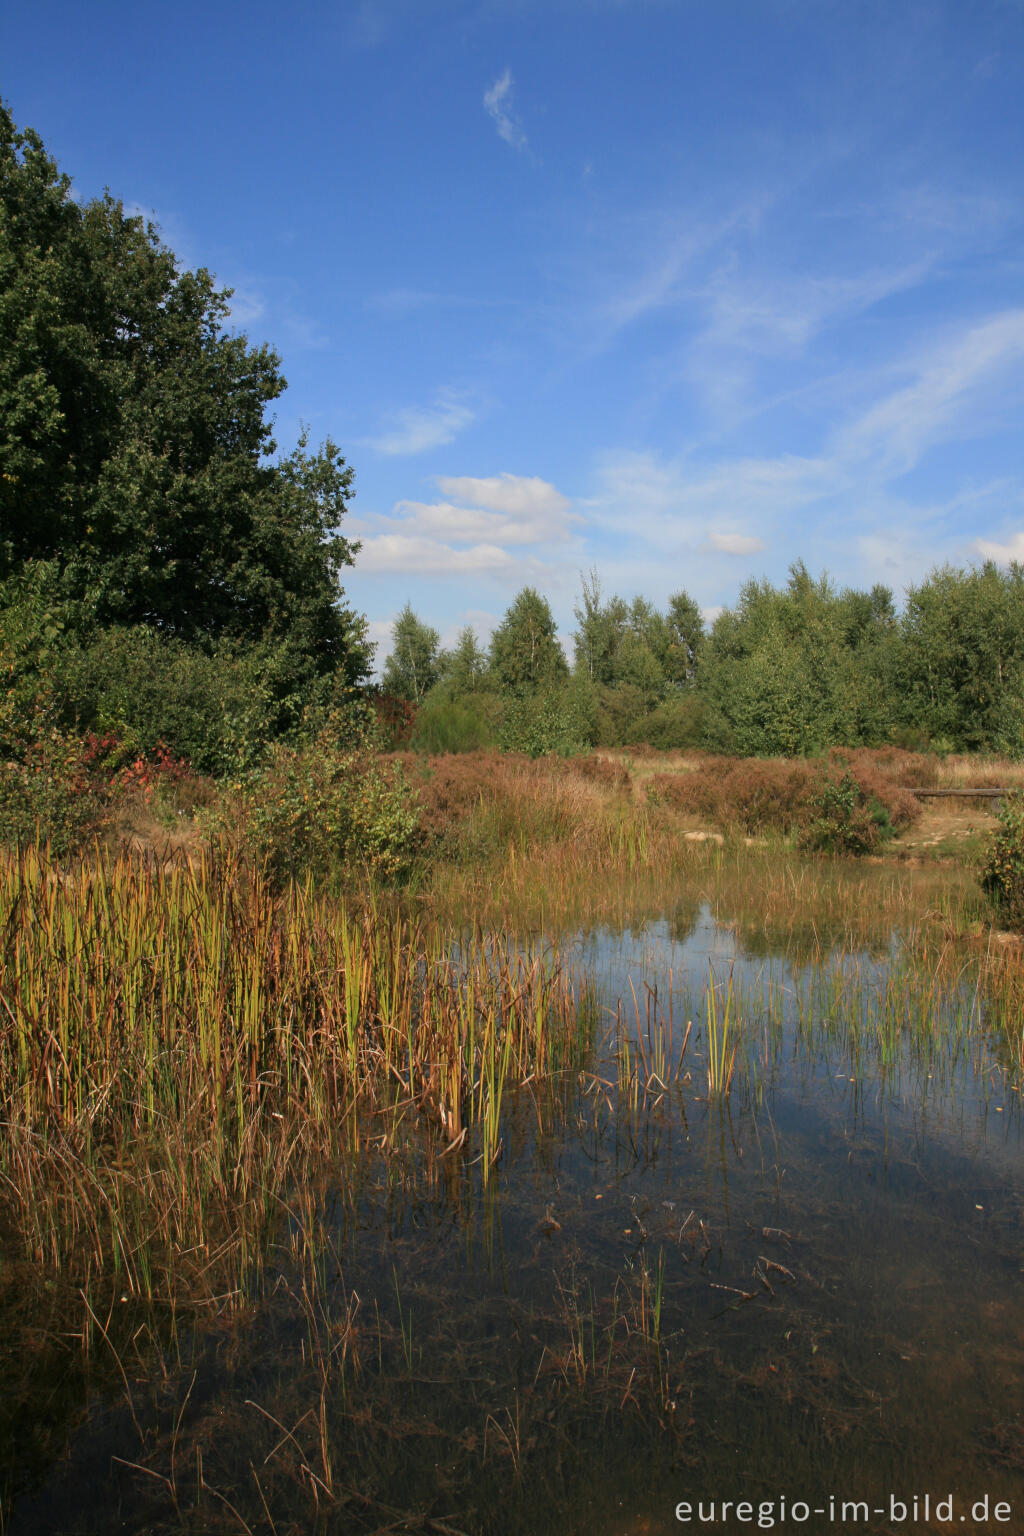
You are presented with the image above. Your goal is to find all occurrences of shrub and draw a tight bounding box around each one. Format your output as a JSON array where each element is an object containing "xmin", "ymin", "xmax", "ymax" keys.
[
  {"xmin": 232, "ymin": 732, "xmax": 419, "ymax": 884},
  {"xmin": 623, "ymin": 696, "xmax": 706, "ymax": 750},
  {"xmin": 981, "ymin": 793, "xmax": 1024, "ymax": 929},
  {"xmin": 647, "ymin": 753, "xmax": 922, "ymax": 849},
  {"xmin": 647, "ymin": 758, "xmax": 818, "ymax": 835},
  {"xmin": 55, "ymin": 627, "xmax": 285, "ymax": 775},
  {"xmin": 0, "ymin": 727, "xmax": 103, "ymax": 856},
  {"xmin": 411, "ymin": 695, "xmax": 499, "ymax": 754},
  {"xmin": 800, "ymin": 769, "xmax": 894, "ymax": 855},
  {"xmin": 592, "ymin": 683, "xmax": 647, "ymax": 747},
  {"xmin": 499, "ymin": 686, "xmax": 589, "ymax": 758},
  {"xmin": 373, "ymin": 693, "xmax": 418, "ymax": 751},
  {"xmin": 826, "ymin": 745, "xmax": 937, "ymax": 794},
  {"xmin": 395, "ymin": 750, "xmax": 611, "ymax": 863},
  {"xmin": 0, "ymin": 561, "xmax": 76, "ymax": 756}
]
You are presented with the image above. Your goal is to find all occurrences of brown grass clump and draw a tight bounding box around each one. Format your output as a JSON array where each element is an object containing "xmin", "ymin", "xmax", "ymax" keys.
[
  {"xmin": 939, "ymin": 754, "xmax": 1024, "ymax": 790},
  {"xmin": 827, "ymin": 745, "xmax": 938, "ymax": 790},
  {"xmin": 395, "ymin": 750, "xmax": 627, "ymax": 856},
  {"xmin": 647, "ymin": 753, "xmax": 923, "ymax": 841},
  {"xmin": 560, "ymin": 753, "xmax": 632, "ymax": 791},
  {"xmin": 647, "ymin": 757, "xmax": 819, "ymax": 835},
  {"xmin": 824, "ymin": 750, "xmax": 924, "ymax": 829}
]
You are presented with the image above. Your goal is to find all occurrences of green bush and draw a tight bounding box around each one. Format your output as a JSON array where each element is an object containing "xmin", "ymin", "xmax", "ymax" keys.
[
  {"xmin": 499, "ymin": 685, "xmax": 590, "ymax": 758},
  {"xmin": 232, "ymin": 730, "xmax": 419, "ymax": 884},
  {"xmin": 981, "ymin": 793, "xmax": 1024, "ymax": 929},
  {"xmin": 801, "ymin": 769, "xmax": 893, "ymax": 856},
  {"xmin": 0, "ymin": 561, "xmax": 80, "ymax": 756},
  {"xmin": 623, "ymin": 695, "xmax": 706, "ymax": 750},
  {"xmin": 0, "ymin": 726, "xmax": 102, "ymax": 856},
  {"xmin": 54, "ymin": 627, "xmax": 292, "ymax": 775},
  {"xmin": 411, "ymin": 694, "xmax": 500, "ymax": 754}
]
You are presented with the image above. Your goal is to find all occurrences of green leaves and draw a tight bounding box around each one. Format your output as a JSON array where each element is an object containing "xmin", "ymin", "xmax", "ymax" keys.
[
  {"xmin": 490, "ymin": 587, "xmax": 568, "ymax": 696},
  {"xmin": 981, "ymin": 793, "xmax": 1024, "ymax": 929},
  {"xmin": 1, "ymin": 100, "xmax": 367, "ymax": 704}
]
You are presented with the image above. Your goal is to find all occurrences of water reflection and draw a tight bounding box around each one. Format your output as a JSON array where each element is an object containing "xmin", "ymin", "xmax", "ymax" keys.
[{"xmin": 7, "ymin": 905, "xmax": 1024, "ymax": 1535}]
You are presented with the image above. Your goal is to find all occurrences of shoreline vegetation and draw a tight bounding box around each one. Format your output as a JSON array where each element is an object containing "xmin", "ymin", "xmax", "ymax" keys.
[{"xmin": 2, "ymin": 757, "xmax": 1023, "ymax": 1531}]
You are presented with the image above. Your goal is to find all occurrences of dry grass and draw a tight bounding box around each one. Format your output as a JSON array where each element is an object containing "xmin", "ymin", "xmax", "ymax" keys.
[
  {"xmin": 937, "ymin": 754, "xmax": 1024, "ymax": 789},
  {"xmin": 643, "ymin": 751, "xmax": 922, "ymax": 841}
]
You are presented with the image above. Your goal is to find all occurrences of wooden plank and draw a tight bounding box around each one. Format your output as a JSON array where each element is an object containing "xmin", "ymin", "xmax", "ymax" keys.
[{"xmin": 898, "ymin": 786, "xmax": 1010, "ymax": 798}]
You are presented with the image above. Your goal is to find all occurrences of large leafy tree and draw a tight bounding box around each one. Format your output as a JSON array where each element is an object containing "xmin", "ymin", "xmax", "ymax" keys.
[
  {"xmin": 698, "ymin": 563, "xmax": 899, "ymax": 755},
  {"xmin": 0, "ymin": 101, "xmax": 367, "ymax": 687},
  {"xmin": 898, "ymin": 562, "xmax": 1024, "ymax": 753}
]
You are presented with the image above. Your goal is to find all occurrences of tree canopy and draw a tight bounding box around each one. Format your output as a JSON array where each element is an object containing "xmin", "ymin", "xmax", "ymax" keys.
[
  {"xmin": 0, "ymin": 101, "xmax": 368, "ymax": 693},
  {"xmin": 381, "ymin": 604, "xmax": 441, "ymax": 702},
  {"xmin": 489, "ymin": 587, "xmax": 568, "ymax": 695}
]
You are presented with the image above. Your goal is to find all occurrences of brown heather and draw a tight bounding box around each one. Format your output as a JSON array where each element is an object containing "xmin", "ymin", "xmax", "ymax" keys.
[{"xmin": 645, "ymin": 748, "xmax": 927, "ymax": 838}]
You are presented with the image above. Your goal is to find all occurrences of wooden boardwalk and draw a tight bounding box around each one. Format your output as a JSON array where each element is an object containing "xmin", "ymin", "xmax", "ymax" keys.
[{"xmin": 898, "ymin": 786, "xmax": 1011, "ymax": 799}]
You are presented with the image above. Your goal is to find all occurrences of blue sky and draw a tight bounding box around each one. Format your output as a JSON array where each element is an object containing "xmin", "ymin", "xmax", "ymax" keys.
[{"xmin": 4, "ymin": 0, "xmax": 1024, "ymax": 664}]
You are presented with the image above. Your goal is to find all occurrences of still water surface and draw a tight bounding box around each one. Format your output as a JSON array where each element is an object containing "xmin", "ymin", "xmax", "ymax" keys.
[{"xmin": 8, "ymin": 905, "xmax": 1024, "ymax": 1534}]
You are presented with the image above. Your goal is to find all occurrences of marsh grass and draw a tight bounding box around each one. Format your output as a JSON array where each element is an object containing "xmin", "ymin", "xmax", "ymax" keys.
[
  {"xmin": 0, "ymin": 841, "xmax": 600, "ymax": 1341},
  {"xmin": 4, "ymin": 749, "xmax": 1024, "ymax": 1534},
  {"xmin": 703, "ymin": 965, "xmax": 737, "ymax": 1096}
]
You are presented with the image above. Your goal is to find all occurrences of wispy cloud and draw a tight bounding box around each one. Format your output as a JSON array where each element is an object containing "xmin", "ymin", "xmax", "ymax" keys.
[
  {"xmin": 581, "ymin": 306, "xmax": 1024, "ymax": 599},
  {"xmin": 588, "ymin": 448, "xmax": 837, "ymax": 552},
  {"xmin": 697, "ymin": 260, "xmax": 934, "ymax": 361},
  {"xmin": 365, "ymin": 392, "xmax": 475, "ymax": 456},
  {"xmin": 976, "ymin": 530, "xmax": 1024, "ymax": 563},
  {"xmin": 834, "ymin": 309, "xmax": 1024, "ymax": 474},
  {"xmin": 708, "ymin": 532, "xmax": 767, "ymax": 555},
  {"xmin": 484, "ymin": 70, "xmax": 527, "ymax": 152},
  {"xmin": 224, "ymin": 285, "xmax": 266, "ymax": 327}
]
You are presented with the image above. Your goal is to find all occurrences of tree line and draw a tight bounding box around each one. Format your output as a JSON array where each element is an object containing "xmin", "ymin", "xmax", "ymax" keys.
[{"xmin": 383, "ymin": 559, "xmax": 1024, "ymax": 758}]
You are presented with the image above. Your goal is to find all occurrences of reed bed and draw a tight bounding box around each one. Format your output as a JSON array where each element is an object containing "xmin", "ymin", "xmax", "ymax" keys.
[
  {"xmin": 0, "ymin": 843, "xmax": 595, "ymax": 1296},
  {"xmin": 0, "ymin": 845, "xmax": 593, "ymax": 1132}
]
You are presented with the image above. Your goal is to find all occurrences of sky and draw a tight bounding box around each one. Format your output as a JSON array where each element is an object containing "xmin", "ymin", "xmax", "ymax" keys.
[{"xmin": 4, "ymin": 0, "xmax": 1024, "ymax": 666}]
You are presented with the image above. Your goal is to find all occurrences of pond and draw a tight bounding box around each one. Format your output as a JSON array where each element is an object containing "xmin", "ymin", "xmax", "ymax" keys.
[{"xmin": 5, "ymin": 902, "xmax": 1024, "ymax": 1534}]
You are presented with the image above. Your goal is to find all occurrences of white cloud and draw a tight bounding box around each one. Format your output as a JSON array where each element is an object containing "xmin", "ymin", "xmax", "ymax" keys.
[
  {"xmin": 357, "ymin": 535, "xmax": 527, "ymax": 576},
  {"xmin": 391, "ymin": 494, "xmax": 573, "ymax": 547},
  {"xmin": 976, "ymin": 530, "xmax": 1024, "ymax": 564},
  {"xmin": 366, "ymin": 393, "xmax": 475, "ymax": 456},
  {"xmin": 458, "ymin": 607, "xmax": 500, "ymax": 641},
  {"xmin": 353, "ymin": 471, "xmax": 575, "ymax": 580},
  {"xmin": 364, "ymin": 617, "xmax": 394, "ymax": 655},
  {"xmin": 484, "ymin": 70, "xmax": 527, "ymax": 152},
  {"xmin": 708, "ymin": 532, "xmax": 767, "ymax": 555},
  {"xmin": 436, "ymin": 471, "xmax": 571, "ymax": 521}
]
